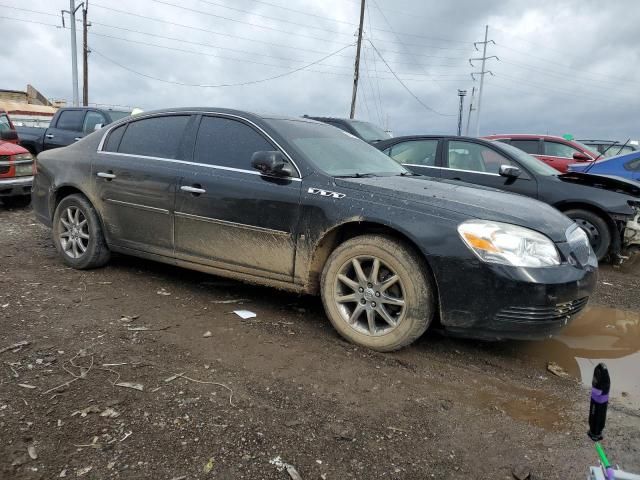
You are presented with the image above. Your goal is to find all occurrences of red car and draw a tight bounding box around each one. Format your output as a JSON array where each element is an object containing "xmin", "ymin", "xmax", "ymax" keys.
[
  {"xmin": 0, "ymin": 109, "xmax": 35, "ymax": 208},
  {"xmin": 483, "ymin": 134, "xmax": 599, "ymax": 173}
]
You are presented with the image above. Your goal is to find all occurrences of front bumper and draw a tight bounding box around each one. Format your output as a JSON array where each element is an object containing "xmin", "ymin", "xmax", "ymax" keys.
[
  {"xmin": 0, "ymin": 176, "xmax": 33, "ymax": 197},
  {"xmin": 431, "ymin": 255, "xmax": 598, "ymax": 341}
]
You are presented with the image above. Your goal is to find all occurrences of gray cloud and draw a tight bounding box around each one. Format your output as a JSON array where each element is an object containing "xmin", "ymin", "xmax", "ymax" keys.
[{"xmin": 2, "ymin": 0, "xmax": 638, "ymax": 139}]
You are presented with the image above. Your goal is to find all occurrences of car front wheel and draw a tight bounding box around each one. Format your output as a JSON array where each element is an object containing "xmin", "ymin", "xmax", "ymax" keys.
[
  {"xmin": 321, "ymin": 234, "xmax": 435, "ymax": 352},
  {"xmin": 52, "ymin": 194, "xmax": 110, "ymax": 269},
  {"xmin": 564, "ymin": 209, "xmax": 611, "ymax": 260}
]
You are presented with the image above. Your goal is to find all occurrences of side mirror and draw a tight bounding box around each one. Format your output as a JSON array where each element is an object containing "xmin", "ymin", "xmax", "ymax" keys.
[
  {"xmin": 251, "ymin": 151, "xmax": 293, "ymax": 177},
  {"xmin": 93, "ymin": 123, "xmax": 104, "ymax": 131},
  {"xmin": 573, "ymin": 151, "xmax": 591, "ymax": 161},
  {"xmin": 499, "ymin": 164, "xmax": 522, "ymax": 178},
  {"xmin": 0, "ymin": 129, "xmax": 18, "ymax": 141}
]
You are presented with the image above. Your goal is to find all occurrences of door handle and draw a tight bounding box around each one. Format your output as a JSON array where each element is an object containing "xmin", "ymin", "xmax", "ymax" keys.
[
  {"xmin": 97, "ymin": 171, "xmax": 116, "ymax": 180},
  {"xmin": 45, "ymin": 134, "xmax": 54, "ymax": 139},
  {"xmin": 180, "ymin": 185, "xmax": 206, "ymax": 195}
]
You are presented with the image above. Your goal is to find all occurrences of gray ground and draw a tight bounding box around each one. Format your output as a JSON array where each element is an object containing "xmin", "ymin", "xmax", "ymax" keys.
[{"xmin": 1, "ymin": 205, "xmax": 639, "ymax": 480}]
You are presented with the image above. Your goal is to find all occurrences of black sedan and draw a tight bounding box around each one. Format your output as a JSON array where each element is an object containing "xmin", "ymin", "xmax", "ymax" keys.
[
  {"xmin": 375, "ymin": 135, "xmax": 640, "ymax": 260},
  {"xmin": 32, "ymin": 109, "xmax": 596, "ymax": 350}
]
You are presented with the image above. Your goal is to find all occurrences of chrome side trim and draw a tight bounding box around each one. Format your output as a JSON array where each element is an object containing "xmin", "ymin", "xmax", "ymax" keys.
[
  {"xmin": 175, "ymin": 211, "xmax": 290, "ymax": 237},
  {"xmin": 405, "ymin": 165, "xmax": 501, "ymax": 177},
  {"xmin": 95, "ymin": 152, "xmax": 302, "ymax": 182},
  {"xmin": 96, "ymin": 110, "xmax": 302, "ymax": 178},
  {"xmin": 105, "ymin": 198, "xmax": 170, "ymax": 214},
  {"xmin": 0, "ymin": 176, "xmax": 33, "ymax": 185}
]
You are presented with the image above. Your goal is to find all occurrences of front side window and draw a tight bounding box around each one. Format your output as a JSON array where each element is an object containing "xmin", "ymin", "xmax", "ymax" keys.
[
  {"xmin": 194, "ymin": 116, "xmax": 274, "ymax": 170},
  {"xmin": 83, "ymin": 111, "xmax": 107, "ymax": 134},
  {"xmin": 56, "ymin": 110, "xmax": 85, "ymax": 131},
  {"xmin": 544, "ymin": 141, "xmax": 580, "ymax": 158},
  {"xmin": 0, "ymin": 114, "xmax": 11, "ymax": 132},
  {"xmin": 118, "ymin": 115, "xmax": 190, "ymax": 159},
  {"xmin": 388, "ymin": 140, "xmax": 438, "ymax": 166},
  {"xmin": 510, "ymin": 139, "xmax": 540, "ymax": 155},
  {"xmin": 446, "ymin": 141, "xmax": 514, "ymax": 174}
]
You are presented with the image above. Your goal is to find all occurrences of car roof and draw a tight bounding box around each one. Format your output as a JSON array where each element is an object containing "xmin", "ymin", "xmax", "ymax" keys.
[
  {"xmin": 116, "ymin": 107, "xmax": 312, "ymax": 124},
  {"xmin": 484, "ymin": 134, "xmax": 574, "ymax": 142},
  {"xmin": 375, "ymin": 135, "xmax": 495, "ymax": 149}
]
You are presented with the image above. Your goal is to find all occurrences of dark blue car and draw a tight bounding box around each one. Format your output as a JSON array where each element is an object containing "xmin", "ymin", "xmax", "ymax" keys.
[{"xmin": 568, "ymin": 151, "xmax": 640, "ymax": 181}]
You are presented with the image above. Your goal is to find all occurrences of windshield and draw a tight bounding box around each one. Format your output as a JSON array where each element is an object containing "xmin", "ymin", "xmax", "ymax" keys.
[
  {"xmin": 573, "ymin": 140, "xmax": 600, "ymax": 157},
  {"xmin": 108, "ymin": 110, "xmax": 132, "ymax": 122},
  {"xmin": 492, "ymin": 141, "xmax": 560, "ymax": 176},
  {"xmin": 272, "ymin": 119, "xmax": 407, "ymax": 177},
  {"xmin": 348, "ymin": 120, "xmax": 392, "ymax": 142}
]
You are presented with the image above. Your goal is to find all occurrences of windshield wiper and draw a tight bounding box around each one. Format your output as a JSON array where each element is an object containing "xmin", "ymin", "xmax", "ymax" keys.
[{"xmin": 334, "ymin": 173, "xmax": 379, "ymax": 178}]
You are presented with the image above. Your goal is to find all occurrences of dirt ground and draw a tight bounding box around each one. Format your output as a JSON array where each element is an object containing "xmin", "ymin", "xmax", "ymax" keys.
[{"xmin": 1, "ymin": 205, "xmax": 639, "ymax": 480}]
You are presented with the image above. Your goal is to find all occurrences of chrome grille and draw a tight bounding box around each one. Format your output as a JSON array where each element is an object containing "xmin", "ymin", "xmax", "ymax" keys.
[{"xmin": 496, "ymin": 297, "xmax": 589, "ymax": 324}]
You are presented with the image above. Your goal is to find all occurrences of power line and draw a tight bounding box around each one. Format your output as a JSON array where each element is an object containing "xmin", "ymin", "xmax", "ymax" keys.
[
  {"xmin": 367, "ymin": 40, "xmax": 455, "ymax": 117},
  {"xmin": 90, "ymin": 42, "xmax": 356, "ymax": 87}
]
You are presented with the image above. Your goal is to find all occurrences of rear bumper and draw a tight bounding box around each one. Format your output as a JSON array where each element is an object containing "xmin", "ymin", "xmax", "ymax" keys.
[
  {"xmin": 0, "ymin": 176, "xmax": 33, "ymax": 197},
  {"xmin": 432, "ymin": 256, "xmax": 598, "ymax": 340}
]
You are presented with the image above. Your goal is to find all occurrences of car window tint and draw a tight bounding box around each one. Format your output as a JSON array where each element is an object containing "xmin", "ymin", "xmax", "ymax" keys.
[
  {"xmin": 83, "ymin": 111, "xmax": 107, "ymax": 134},
  {"xmin": 447, "ymin": 141, "xmax": 513, "ymax": 174},
  {"xmin": 544, "ymin": 141, "xmax": 580, "ymax": 158},
  {"xmin": 625, "ymin": 158, "xmax": 640, "ymax": 171},
  {"xmin": 510, "ymin": 139, "xmax": 539, "ymax": 154},
  {"xmin": 0, "ymin": 114, "xmax": 11, "ymax": 132},
  {"xmin": 194, "ymin": 116, "xmax": 274, "ymax": 169},
  {"xmin": 103, "ymin": 124, "xmax": 126, "ymax": 152},
  {"xmin": 56, "ymin": 110, "xmax": 85, "ymax": 131},
  {"xmin": 389, "ymin": 140, "xmax": 438, "ymax": 166},
  {"xmin": 118, "ymin": 115, "xmax": 190, "ymax": 159}
]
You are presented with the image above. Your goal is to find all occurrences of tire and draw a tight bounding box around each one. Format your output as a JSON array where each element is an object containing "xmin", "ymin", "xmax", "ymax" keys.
[
  {"xmin": 320, "ymin": 234, "xmax": 435, "ymax": 352},
  {"xmin": 2, "ymin": 195, "xmax": 31, "ymax": 208},
  {"xmin": 564, "ymin": 209, "xmax": 611, "ymax": 260},
  {"xmin": 52, "ymin": 193, "xmax": 111, "ymax": 269}
]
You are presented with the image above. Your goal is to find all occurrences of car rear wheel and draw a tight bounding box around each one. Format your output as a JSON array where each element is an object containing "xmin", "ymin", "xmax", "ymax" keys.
[
  {"xmin": 564, "ymin": 209, "xmax": 611, "ymax": 260},
  {"xmin": 2, "ymin": 195, "xmax": 31, "ymax": 209},
  {"xmin": 52, "ymin": 194, "xmax": 110, "ymax": 269},
  {"xmin": 320, "ymin": 234, "xmax": 435, "ymax": 352}
]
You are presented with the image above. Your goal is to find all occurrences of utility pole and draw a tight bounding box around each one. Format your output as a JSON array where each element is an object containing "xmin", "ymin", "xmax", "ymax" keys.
[
  {"xmin": 469, "ymin": 25, "xmax": 497, "ymax": 136},
  {"xmin": 82, "ymin": 0, "xmax": 89, "ymax": 106},
  {"xmin": 457, "ymin": 90, "xmax": 466, "ymax": 136},
  {"xmin": 465, "ymin": 86, "xmax": 476, "ymax": 136},
  {"xmin": 349, "ymin": 0, "xmax": 366, "ymax": 119},
  {"xmin": 62, "ymin": 1, "xmax": 82, "ymax": 106}
]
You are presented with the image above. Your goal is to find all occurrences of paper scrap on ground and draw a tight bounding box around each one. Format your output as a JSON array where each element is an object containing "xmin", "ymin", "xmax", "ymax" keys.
[{"xmin": 233, "ymin": 310, "xmax": 256, "ymax": 320}]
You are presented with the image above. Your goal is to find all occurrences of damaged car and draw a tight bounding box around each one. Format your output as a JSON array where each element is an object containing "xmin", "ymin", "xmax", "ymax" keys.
[
  {"xmin": 376, "ymin": 135, "xmax": 640, "ymax": 261},
  {"xmin": 32, "ymin": 110, "xmax": 597, "ymax": 350}
]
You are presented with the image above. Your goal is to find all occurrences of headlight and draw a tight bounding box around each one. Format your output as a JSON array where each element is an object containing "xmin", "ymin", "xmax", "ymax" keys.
[
  {"xmin": 13, "ymin": 153, "xmax": 34, "ymax": 176},
  {"xmin": 458, "ymin": 220, "xmax": 561, "ymax": 267}
]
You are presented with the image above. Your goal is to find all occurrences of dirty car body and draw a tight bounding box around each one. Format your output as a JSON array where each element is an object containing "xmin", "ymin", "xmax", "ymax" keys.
[{"xmin": 32, "ymin": 109, "xmax": 597, "ymax": 347}]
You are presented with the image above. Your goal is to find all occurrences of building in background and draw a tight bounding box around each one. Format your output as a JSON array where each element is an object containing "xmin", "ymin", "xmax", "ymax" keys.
[{"xmin": 0, "ymin": 85, "xmax": 63, "ymax": 127}]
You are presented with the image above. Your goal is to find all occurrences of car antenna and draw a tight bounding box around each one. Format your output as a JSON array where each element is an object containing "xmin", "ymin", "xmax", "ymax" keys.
[{"xmin": 584, "ymin": 138, "xmax": 631, "ymax": 174}]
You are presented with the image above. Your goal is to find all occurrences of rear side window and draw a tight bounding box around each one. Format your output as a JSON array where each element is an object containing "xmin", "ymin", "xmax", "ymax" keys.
[
  {"xmin": 194, "ymin": 116, "xmax": 274, "ymax": 169},
  {"xmin": 388, "ymin": 140, "xmax": 438, "ymax": 166},
  {"xmin": 83, "ymin": 111, "xmax": 107, "ymax": 134},
  {"xmin": 56, "ymin": 110, "xmax": 85, "ymax": 131},
  {"xmin": 510, "ymin": 139, "xmax": 539, "ymax": 154},
  {"xmin": 103, "ymin": 124, "xmax": 126, "ymax": 152},
  {"xmin": 118, "ymin": 115, "xmax": 190, "ymax": 159},
  {"xmin": 625, "ymin": 158, "xmax": 640, "ymax": 171}
]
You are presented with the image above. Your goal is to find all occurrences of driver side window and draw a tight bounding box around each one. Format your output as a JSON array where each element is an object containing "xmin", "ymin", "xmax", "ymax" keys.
[
  {"xmin": 446, "ymin": 141, "xmax": 514, "ymax": 174},
  {"xmin": 387, "ymin": 140, "xmax": 438, "ymax": 166},
  {"xmin": 544, "ymin": 141, "xmax": 580, "ymax": 158}
]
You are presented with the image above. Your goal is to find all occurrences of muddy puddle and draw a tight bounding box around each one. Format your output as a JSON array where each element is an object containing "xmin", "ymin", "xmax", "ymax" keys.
[{"xmin": 516, "ymin": 306, "xmax": 640, "ymax": 408}]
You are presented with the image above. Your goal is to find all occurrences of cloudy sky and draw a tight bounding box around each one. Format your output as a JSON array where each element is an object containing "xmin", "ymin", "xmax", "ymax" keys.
[{"xmin": 2, "ymin": 0, "xmax": 638, "ymax": 138}]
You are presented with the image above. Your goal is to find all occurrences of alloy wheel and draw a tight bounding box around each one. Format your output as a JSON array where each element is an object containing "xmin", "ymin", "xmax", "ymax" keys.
[
  {"xmin": 59, "ymin": 206, "xmax": 90, "ymax": 259},
  {"xmin": 334, "ymin": 256, "xmax": 406, "ymax": 336}
]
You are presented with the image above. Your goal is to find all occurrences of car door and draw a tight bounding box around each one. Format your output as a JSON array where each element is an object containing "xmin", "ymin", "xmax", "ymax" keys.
[
  {"xmin": 43, "ymin": 109, "xmax": 85, "ymax": 150},
  {"xmin": 92, "ymin": 113, "xmax": 193, "ymax": 257},
  {"xmin": 384, "ymin": 139, "xmax": 441, "ymax": 178},
  {"xmin": 439, "ymin": 139, "xmax": 538, "ymax": 197},
  {"xmin": 174, "ymin": 114, "xmax": 302, "ymax": 281}
]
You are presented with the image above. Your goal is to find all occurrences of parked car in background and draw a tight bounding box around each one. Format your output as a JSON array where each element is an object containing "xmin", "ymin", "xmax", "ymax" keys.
[
  {"xmin": 17, "ymin": 107, "xmax": 132, "ymax": 155},
  {"xmin": 578, "ymin": 139, "xmax": 638, "ymax": 158},
  {"xmin": 568, "ymin": 151, "xmax": 640, "ymax": 182},
  {"xmin": 484, "ymin": 134, "xmax": 599, "ymax": 173},
  {"xmin": 302, "ymin": 115, "xmax": 392, "ymax": 144},
  {"xmin": 33, "ymin": 109, "xmax": 597, "ymax": 349},
  {"xmin": 376, "ymin": 135, "xmax": 640, "ymax": 260},
  {"xmin": 0, "ymin": 109, "xmax": 35, "ymax": 207}
]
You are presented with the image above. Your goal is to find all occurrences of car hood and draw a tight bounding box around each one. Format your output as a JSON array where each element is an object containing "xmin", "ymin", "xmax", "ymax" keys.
[
  {"xmin": 334, "ymin": 176, "xmax": 573, "ymax": 242},
  {"xmin": 559, "ymin": 172, "xmax": 640, "ymax": 197}
]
